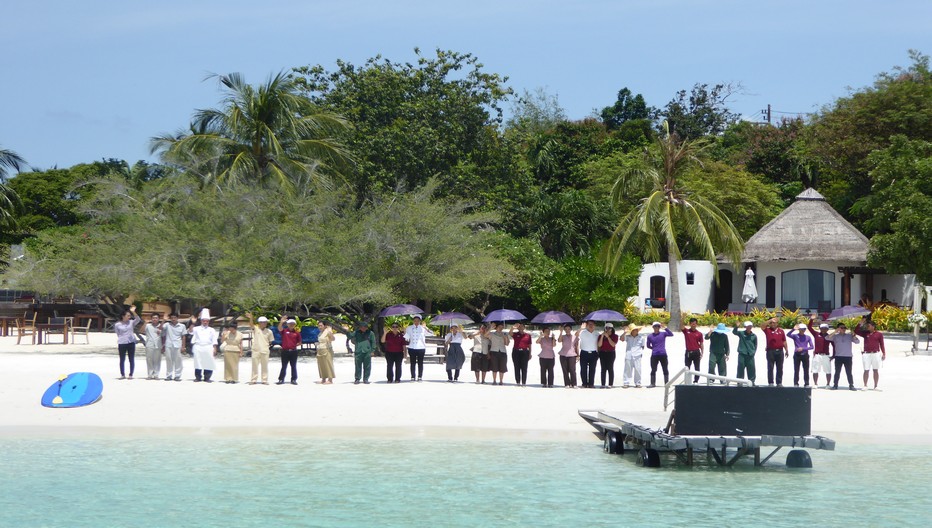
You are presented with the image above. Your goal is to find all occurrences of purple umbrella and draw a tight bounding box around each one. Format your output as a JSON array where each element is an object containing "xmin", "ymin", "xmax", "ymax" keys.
[
  {"xmin": 431, "ymin": 312, "xmax": 474, "ymax": 326},
  {"xmin": 482, "ymin": 309, "xmax": 527, "ymax": 323},
  {"xmin": 827, "ymin": 305, "xmax": 871, "ymax": 321},
  {"xmin": 379, "ymin": 304, "xmax": 424, "ymax": 317},
  {"xmin": 530, "ymin": 310, "xmax": 575, "ymax": 325},
  {"xmin": 582, "ymin": 309, "xmax": 628, "ymax": 323}
]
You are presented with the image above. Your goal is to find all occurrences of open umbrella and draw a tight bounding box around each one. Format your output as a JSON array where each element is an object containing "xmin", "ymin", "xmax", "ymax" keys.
[
  {"xmin": 582, "ymin": 309, "xmax": 627, "ymax": 323},
  {"xmin": 742, "ymin": 268, "xmax": 759, "ymax": 312},
  {"xmin": 827, "ymin": 305, "xmax": 872, "ymax": 321},
  {"xmin": 482, "ymin": 309, "xmax": 527, "ymax": 323},
  {"xmin": 379, "ymin": 304, "xmax": 424, "ymax": 317},
  {"xmin": 529, "ymin": 310, "xmax": 575, "ymax": 325},
  {"xmin": 431, "ymin": 312, "xmax": 474, "ymax": 327}
]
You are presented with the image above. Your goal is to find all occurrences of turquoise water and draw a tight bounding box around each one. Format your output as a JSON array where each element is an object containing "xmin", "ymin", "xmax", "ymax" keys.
[{"xmin": 1, "ymin": 436, "xmax": 929, "ymax": 527}]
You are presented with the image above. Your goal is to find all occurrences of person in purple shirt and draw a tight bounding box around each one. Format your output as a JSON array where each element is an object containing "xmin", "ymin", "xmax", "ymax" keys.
[
  {"xmin": 646, "ymin": 322, "xmax": 673, "ymax": 388},
  {"xmin": 787, "ymin": 323, "xmax": 814, "ymax": 387}
]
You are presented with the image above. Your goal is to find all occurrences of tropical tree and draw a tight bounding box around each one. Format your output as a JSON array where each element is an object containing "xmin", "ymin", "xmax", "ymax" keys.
[
  {"xmin": 603, "ymin": 123, "xmax": 744, "ymax": 328},
  {"xmin": 0, "ymin": 147, "xmax": 26, "ymax": 229},
  {"xmin": 150, "ymin": 72, "xmax": 352, "ymax": 193}
]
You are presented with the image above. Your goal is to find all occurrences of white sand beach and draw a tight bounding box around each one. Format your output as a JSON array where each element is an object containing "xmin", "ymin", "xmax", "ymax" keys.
[{"xmin": 2, "ymin": 329, "xmax": 931, "ymax": 444}]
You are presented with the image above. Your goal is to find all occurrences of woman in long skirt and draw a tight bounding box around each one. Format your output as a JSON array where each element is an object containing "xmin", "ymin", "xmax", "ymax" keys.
[
  {"xmin": 444, "ymin": 324, "xmax": 467, "ymax": 382},
  {"xmin": 316, "ymin": 321, "xmax": 336, "ymax": 384}
]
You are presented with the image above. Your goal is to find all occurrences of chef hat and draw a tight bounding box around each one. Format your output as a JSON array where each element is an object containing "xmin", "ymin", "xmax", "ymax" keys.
[{"xmin": 199, "ymin": 308, "xmax": 211, "ymax": 320}]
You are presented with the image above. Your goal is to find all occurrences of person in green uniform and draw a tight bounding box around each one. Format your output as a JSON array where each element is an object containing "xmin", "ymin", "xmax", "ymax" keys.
[
  {"xmin": 733, "ymin": 321, "xmax": 758, "ymax": 384},
  {"xmin": 704, "ymin": 323, "xmax": 730, "ymax": 382},
  {"xmin": 349, "ymin": 321, "xmax": 377, "ymax": 384}
]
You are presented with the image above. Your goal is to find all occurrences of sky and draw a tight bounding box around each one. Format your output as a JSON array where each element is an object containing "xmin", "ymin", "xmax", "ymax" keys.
[{"xmin": 2, "ymin": 0, "xmax": 929, "ymax": 171}]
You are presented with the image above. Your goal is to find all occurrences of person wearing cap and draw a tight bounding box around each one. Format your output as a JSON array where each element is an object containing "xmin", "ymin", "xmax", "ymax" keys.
[
  {"xmin": 510, "ymin": 323, "xmax": 532, "ymax": 386},
  {"xmin": 246, "ymin": 312, "xmax": 273, "ymax": 384},
  {"xmin": 276, "ymin": 316, "xmax": 302, "ymax": 385},
  {"xmin": 622, "ymin": 326, "xmax": 645, "ymax": 388},
  {"xmin": 162, "ymin": 313, "xmax": 186, "ymax": 382},
  {"xmin": 557, "ymin": 324, "xmax": 577, "ymax": 388},
  {"xmin": 191, "ymin": 309, "xmax": 219, "ymax": 382},
  {"xmin": 762, "ymin": 318, "xmax": 789, "ymax": 386},
  {"xmin": 315, "ymin": 321, "xmax": 336, "ymax": 384},
  {"xmin": 220, "ymin": 321, "xmax": 244, "ymax": 384},
  {"xmin": 575, "ymin": 320, "xmax": 600, "ymax": 388},
  {"xmin": 597, "ymin": 323, "xmax": 619, "ymax": 388},
  {"xmin": 382, "ymin": 322, "xmax": 407, "ymax": 383},
  {"xmin": 646, "ymin": 322, "xmax": 673, "ymax": 388},
  {"xmin": 704, "ymin": 323, "xmax": 731, "ymax": 382},
  {"xmin": 855, "ymin": 316, "xmax": 886, "ymax": 390},
  {"xmin": 444, "ymin": 324, "xmax": 467, "ymax": 382},
  {"xmin": 826, "ymin": 323, "xmax": 859, "ymax": 390},
  {"xmin": 114, "ymin": 305, "xmax": 141, "ymax": 380},
  {"xmin": 787, "ymin": 323, "xmax": 814, "ymax": 387},
  {"xmin": 681, "ymin": 318, "xmax": 704, "ymax": 383},
  {"xmin": 732, "ymin": 321, "xmax": 758, "ymax": 384},
  {"xmin": 486, "ymin": 323, "xmax": 510, "ymax": 385},
  {"xmin": 140, "ymin": 313, "xmax": 163, "ymax": 380},
  {"xmin": 807, "ymin": 315, "xmax": 833, "ymax": 388},
  {"xmin": 403, "ymin": 315, "xmax": 433, "ymax": 382},
  {"xmin": 349, "ymin": 321, "xmax": 377, "ymax": 384},
  {"xmin": 536, "ymin": 327, "xmax": 557, "ymax": 387}
]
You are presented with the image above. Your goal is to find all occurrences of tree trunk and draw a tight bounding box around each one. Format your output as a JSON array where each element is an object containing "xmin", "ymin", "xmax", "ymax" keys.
[{"xmin": 667, "ymin": 244, "xmax": 682, "ymax": 329}]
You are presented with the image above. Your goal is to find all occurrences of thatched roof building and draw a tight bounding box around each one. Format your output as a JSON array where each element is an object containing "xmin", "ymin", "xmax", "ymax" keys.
[{"xmin": 742, "ymin": 189, "xmax": 869, "ymax": 262}]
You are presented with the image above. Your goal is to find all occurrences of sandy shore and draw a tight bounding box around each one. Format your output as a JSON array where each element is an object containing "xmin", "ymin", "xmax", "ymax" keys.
[{"xmin": 2, "ymin": 328, "xmax": 931, "ymax": 444}]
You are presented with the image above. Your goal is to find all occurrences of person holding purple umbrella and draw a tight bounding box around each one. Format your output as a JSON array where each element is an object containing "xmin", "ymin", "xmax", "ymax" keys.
[
  {"xmin": 597, "ymin": 323, "xmax": 619, "ymax": 388},
  {"xmin": 536, "ymin": 327, "xmax": 556, "ymax": 387},
  {"xmin": 486, "ymin": 322, "xmax": 509, "ymax": 385},
  {"xmin": 646, "ymin": 322, "xmax": 673, "ymax": 388},
  {"xmin": 510, "ymin": 322, "xmax": 532, "ymax": 386},
  {"xmin": 558, "ymin": 324, "xmax": 577, "ymax": 388},
  {"xmin": 444, "ymin": 324, "xmax": 467, "ymax": 382}
]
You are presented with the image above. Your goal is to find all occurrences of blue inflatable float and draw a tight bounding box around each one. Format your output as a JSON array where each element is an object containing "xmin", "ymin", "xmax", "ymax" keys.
[{"xmin": 41, "ymin": 372, "xmax": 103, "ymax": 408}]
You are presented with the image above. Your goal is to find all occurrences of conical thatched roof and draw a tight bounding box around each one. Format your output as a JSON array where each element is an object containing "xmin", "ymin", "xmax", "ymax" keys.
[{"xmin": 742, "ymin": 188, "xmax": 869, "ymax": 262}]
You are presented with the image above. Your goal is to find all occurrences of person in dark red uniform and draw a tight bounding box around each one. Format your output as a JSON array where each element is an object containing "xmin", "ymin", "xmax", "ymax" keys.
[
  {"xmin": 276, "ymin": 317, "xmax": 302, "ymax": 385},
  {"xmin": 681, "ymin": 318, "xmax": 704, "ymax": 383},
  {"xmin": 381, "ymin": 322, "xmax": 407, "ymax": 383},
  {"xmin": 510, "ymin": 323, "xmax": 533, "ymax": 386},
  {"xmin": 762, "ymin": 318, "xmax": 788, "ymax": 386}
]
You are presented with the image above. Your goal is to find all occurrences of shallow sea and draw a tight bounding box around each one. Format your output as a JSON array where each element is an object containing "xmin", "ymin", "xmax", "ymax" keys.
[{"xmin": 1, "ymin": 435, "xmax": 929, "ymax": 527}]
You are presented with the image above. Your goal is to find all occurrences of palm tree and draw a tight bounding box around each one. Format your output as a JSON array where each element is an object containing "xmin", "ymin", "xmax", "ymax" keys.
[
  {"xmin": 0, "ymin": 146, "xmax": 26, "ymax": 228},
  {"xmin": 603, "ymin": 122, "xmax": 744, "ymax": 328},
  {"xmin": 150, "ymin": 72, "xmax": 352, "ymax": 192}
]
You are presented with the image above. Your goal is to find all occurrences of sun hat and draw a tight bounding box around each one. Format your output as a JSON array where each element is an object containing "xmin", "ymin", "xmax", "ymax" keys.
[
  {"xmin": 629, "ymin": 325, "xmax": 641, "ymax": 334},
  {"xmin": 651, "ymin": 321, "xmax": 661, "ymax": 327},
  {"xmin": 743, "ymin": 321, "xmax": 753, "ymax": 327},
  {"xmin": 819, "ymin": 323, "xmax": 829, "ymax": 329},
  {"xmin": 286, "ymin": 319, "xmax": 297, "ymax": 325},
  {"xmin": 257, "ymin": 316, "xmax": 269, "ymax": 323},
  {"xmin": 604, "ymin": 323, "xmax": 614, "ymax": 329},
  {"xmin": 713, "ymin": 323, "xmax": 729, "ymax": 334},
  {"xmin": 797, "ymin": 323, "xmax": 807, "ymax": 330}
]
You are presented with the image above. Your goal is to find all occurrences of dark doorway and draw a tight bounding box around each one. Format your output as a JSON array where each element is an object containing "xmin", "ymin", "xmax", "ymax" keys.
[
  {"xmin": 765, "ymin": 276, "xmax": 776, "ymax": 308},
  {"xmin": 714, "ymin": 270, "xmax": 733, "ymax": 312}
]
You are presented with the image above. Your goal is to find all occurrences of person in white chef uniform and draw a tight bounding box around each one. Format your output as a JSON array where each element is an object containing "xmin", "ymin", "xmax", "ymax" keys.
[{"xmin": 191, "ymin": 308, "xmax": 219, "ymax": 382}]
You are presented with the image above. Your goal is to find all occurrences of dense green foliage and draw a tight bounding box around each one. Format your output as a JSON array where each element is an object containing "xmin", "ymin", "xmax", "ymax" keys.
[{"xmin": 3, "ymin": 49, "xmax": 929, "ymax": 321}]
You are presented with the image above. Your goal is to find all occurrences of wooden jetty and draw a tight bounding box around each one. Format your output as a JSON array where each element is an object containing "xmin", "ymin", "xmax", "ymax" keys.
[{"xmin": 579, "ymin": 368, "xmax": 836, "ymax": 468}]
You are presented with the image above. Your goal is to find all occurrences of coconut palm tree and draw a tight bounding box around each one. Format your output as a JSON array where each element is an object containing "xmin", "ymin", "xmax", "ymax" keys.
[
  {"xmin": 0, "ymin": 146, "xmax": 26, "ymax": 228},
  {"xmin": 150, "ymin": 72, "xmax": 352, "ymax": 192},
  {"xmin": 603, "ymin": 122, "xmax": 744, "ymax": 328}
]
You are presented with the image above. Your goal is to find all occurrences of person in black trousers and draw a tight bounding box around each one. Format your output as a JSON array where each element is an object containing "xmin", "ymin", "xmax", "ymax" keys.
[{"xmin": 597, "ymin": 324, "xmax": 619, "ymax": 388}]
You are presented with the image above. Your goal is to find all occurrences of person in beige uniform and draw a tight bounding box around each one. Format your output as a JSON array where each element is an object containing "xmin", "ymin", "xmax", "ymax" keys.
[
  {"xmin": 220, "ymin": 321, "xmax": 244, "ymax": 383},
  {"xmin": 246, "ymin": 312, "xmax": 273, "ymax": 384},
  {"xmin": 316, "ymin": 321, "xmax": 336, "ymax": 384}
]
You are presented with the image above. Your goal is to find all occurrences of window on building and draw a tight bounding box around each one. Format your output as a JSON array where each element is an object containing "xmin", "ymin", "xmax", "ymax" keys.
[
  {"xmin": 686, "ymin": 272, "xmax": 695, "ymax": 285},
  {"xmin": 765, "ymin": 276, "xmax": 776, "ymax": 308},
  {"xmin": 781, "ymin": 269, "xmax": 835, "ymax": 311}
]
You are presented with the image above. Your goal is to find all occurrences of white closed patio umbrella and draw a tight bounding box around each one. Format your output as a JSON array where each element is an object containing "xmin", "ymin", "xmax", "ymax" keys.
[{"xmin": 742, "ymin": 268, "xmax": 758, "ymax": 311}]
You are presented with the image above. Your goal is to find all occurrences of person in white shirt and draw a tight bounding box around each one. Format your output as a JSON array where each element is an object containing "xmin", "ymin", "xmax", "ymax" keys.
[
  {"xmin": 162, "ymin": 313, "xmax": 187, "ymax": 381},
  {"xmin": 444, "ymin": 324, "xmax": 466, "ymax": 382},
  {"xmin": 575, "ymin": 320, "xmax": 600, "ymax": 388},
  {"xmin": 623, "ymin": 326, "xmax": 646, "ymax": 388},
  {"xmin": 404, "ymin": 315, "xmax": 433, "ymax": 382},
  {"xmin": 191, "ymin": 310, "xmax": 219, "ymax": 382}
]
